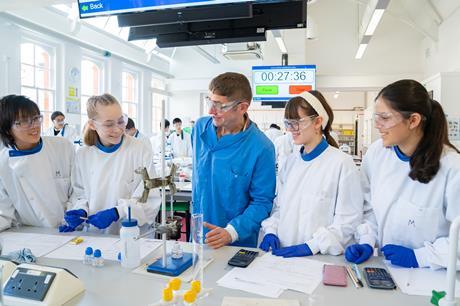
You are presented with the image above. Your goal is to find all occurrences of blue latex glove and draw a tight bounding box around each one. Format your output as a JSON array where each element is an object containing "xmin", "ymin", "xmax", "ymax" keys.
[
  {"xmin": 6, "ymin": 248, "xmax": 36, "ymax": 263},
  {"xmin": 381, "ymin": 244, "xmax": 419, "ymax": 268},
  {"xmin": 87, "ymin": 208, "xmax": 119, "ymax": 229},
  {"xmin": 259, "ymin": 234, "xmax": 280, "ymax": 252},
  {"xmin": 272, "ymin": 243, "xmax": 312, "ymax": 258},
  {"xmin": 58, "ymin": 224, "xmax": 76, "ymax": 232},
  {"xmin": 345, "ymin": 244, "xmax": 373, "ymax": 264},
  {"xmin": 64, "ymin": 209, "xmax": 87, "ymax": 228}
]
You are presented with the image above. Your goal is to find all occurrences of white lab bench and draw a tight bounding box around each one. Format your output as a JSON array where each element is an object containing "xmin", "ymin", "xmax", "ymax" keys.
[{"xmin": 3, "ymin": 227, "xmax": 447, "ymax": 306}]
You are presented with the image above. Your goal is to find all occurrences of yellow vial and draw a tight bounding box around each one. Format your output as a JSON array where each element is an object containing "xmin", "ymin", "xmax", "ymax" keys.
[
  {"xmin": 183, "ymin": 290, "xmax": 197, "ymax": 304},
  {"xmin": 162, "ymin": 287, "xmax": 173, "ymax": 302},
  {"xmin": 169, "ymin": 278, "xmax": 181, "ymax": 291},
  {"xmin": 191, "ymin": 280, "xmax": 201, "ymax": 294}
]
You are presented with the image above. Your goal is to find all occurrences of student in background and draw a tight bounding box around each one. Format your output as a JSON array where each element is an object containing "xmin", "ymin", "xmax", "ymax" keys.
[
  {"xmin": 44, "ymin": 111, "xmax": 78, "ymax": 144},
  {"xmin": 125, "ymin": 117, "xmax": 152, "ymax": 153},
  {"xmin": 345, "ymin": 80, "xmax": 460, "ymax": 269},
  {"xmin": 0, "ymin": 95, "xmax": 74, "ymax": 231},
  {"xmin": 260, "ymin": 91, "xmax": 363, "ymax": 257},
  {"xmin": 150, "ymin": 119, "xmax": 171, "ymax": 157},
  {"xmin": 60, "ymin": 94, "xmax": 161, "ymax": 234},
  {"xmin": 264, "ymin": 123, "xmax": 283, "ymax": 143},
  {"xmin": 170, "ymin": 117, "xmax": 192, "ymax": 157}
]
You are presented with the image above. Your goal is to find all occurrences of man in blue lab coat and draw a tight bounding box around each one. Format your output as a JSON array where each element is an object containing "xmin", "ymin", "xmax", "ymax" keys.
[{"xmin": 192, "ymin": 72, "xmax": 276, "ymax": 249}]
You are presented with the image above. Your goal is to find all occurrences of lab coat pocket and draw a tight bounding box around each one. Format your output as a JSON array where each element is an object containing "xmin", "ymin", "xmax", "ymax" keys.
[
  {"xmin": 54, "ymin": 177, "xmax": 71, "ymax": 203},
  {"xmin": 385, "ymin": 200, "xmax": 439, "ymax": 249},
  {"xmin": 228, "ymin": 166, "xmax": 250, "ymax": 211}
]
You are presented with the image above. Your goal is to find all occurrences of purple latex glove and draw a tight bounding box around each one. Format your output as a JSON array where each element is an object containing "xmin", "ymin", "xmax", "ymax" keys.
[
  {"xmin": 272, "ymin": 243, "xmax": 313, "ymax": 258},
  {"xmin": 259, "ymin": 233, "xmax": 281, "ymax": 252},
  {"xmin": 87, "ymin": 207, "xmax": 119, "ymax": 229},
  {"xmin": 381, "ymin": 244, "xmax": 419, "ymax": 268},
  {"xmin": 345, "ymin": 244, "xmax": 373, "ymax": 264}
]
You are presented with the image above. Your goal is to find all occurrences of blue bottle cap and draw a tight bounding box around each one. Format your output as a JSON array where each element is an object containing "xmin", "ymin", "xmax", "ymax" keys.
[
  {"xmin": 117, "ymin": 252, "xmax": 121, "ymax": 261},
  {"xmin": 94, "ymin": 249, "xmax": 102, "ymax": 258},
  {"xmin": 85, "ymin": 247, "xmax": 93, "ymax": 255},
  {"xmin": 122, "ymin": 218, "xmax": 138, "ymax": 227}
]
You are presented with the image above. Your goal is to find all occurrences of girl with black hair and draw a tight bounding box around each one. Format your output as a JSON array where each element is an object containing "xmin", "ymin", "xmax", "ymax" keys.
[
  {"xmin": 259, "ymin": 90, "xmax": 363, "ymax": 257},
  {"xmin": 346, "ymin": 79, "xmax": 460, "ymax": 269},
  {"xmin": 0, "ymin": 95, "xmax": 74, "ymax": 231}
]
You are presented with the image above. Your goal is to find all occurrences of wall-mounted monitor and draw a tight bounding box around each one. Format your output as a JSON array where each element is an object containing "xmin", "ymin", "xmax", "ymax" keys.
[
  {"xmin": 252, "ymin": 65, "xmax": 316, "ymax": 102},
  {"xmin": 78, "ymin": 0, "xmax": 254, "ymax": 18}
]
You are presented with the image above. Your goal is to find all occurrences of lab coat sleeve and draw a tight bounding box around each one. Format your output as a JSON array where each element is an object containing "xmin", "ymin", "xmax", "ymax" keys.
[
  {"xmin": 261, "ymin": 162, "xmax": 287, "ymax": 236},
  {"xmin": 0, "ymin": 178, "xmax": 15, "ymax": 231},
  {"xmin": 69, "ymin": 153, "xmax": 89, "ymax": 213},
  {"xmin": 413, "ymin": 160, "xmax": 460, "ymax": 270},
  {"xmin": 355, "ymin": 147, "xmax": 378, "ymax": 248},
  {"xmin": 187, "ymin": 133, "xmax": 192, "ymax": 157},
  {"xmin": 307, "ymin": 160, "xmax": 364, "ymax": 255},
  {"xmin": 228, "ymin": 145, "xmax": 276, "ymax": 242},
  {"xmin": 116, "ymin": 150, "xmax": 161, "ymax": 226}
]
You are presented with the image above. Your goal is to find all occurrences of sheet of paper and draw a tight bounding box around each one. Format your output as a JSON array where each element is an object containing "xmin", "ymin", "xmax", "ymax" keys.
[
  {"xmin": 221, "ymin": 297, "xmax": 300, "ymax": 306},
  {"xmin": 133, "ymin": 257, "xmax": 214, "ymax": 282},
  {"xmin": 45, "ymin": 236, "xmax": 161, "ymax": 262},
  {"xmin": 217, "ymin": 267, "xmax": 284, "ymax": 298},
  {"xmin": 0, "ymin": 232, "xmax": 74, "ymax": 257},
  {"xmin": 385, "ymin": 262, "xmax": 460, "ymax": 297}
]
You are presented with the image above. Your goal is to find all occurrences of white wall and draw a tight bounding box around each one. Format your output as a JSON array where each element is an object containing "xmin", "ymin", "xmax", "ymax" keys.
[{"xmin": 0, "ymin": 9, "xmax": 171, "ymax": 137}]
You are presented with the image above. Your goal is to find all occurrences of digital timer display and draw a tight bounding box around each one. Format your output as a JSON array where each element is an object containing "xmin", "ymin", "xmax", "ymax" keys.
[{"xmin": 252, "ymin": 65, "xmax": 316, "ymax": 102}]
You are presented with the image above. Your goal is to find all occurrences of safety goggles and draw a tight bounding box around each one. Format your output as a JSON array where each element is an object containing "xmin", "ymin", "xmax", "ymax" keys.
[
  {"xmin": 13, "ymin": 115, "xmax": 43, "ymax": 130},
  {"xmin": 373, "ymin": 111, "xmax": 411, "ymax": 129},
  {"xmin": 283, "ymin": 115, "xmax": 317, "ymax": 132},
  {"xmin": 205, "ymin": 96, "xmax": 242, "ymax": 113},
  {"xmin": 91, "ymin": 114, "xmax": 128, "ymax": 132}
]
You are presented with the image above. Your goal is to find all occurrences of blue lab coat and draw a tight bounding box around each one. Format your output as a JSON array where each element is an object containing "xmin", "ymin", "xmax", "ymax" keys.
[{"xmin": 192, "ymin": 116, "xmax": 276, "ymax": 247}]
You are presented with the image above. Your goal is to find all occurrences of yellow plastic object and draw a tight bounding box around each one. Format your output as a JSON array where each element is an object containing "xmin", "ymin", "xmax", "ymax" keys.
[
  {"xmin": 162, "ymin": 287, "xmax": 173, "ymax": 302},
  {"xmin": 70, "ymin": 237, "xmax": 84, "ymax": 245},
  {"xmin": 169, "ymin": 278, "xmax": 181, "ymax": 291},
  {"xmin": 191, "ymin": 280, "xmax": 201, "ymax": 293},
  {"xmin": 183, "ymin": 290, "xmax": 197, "ymax": 304}
]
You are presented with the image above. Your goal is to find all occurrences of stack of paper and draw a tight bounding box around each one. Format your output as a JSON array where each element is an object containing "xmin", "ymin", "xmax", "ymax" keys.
[
  {"xmin": 45, "ymin": 236, "xmax": 162, "ymax": 262},
  {"xmin": 385, "ymin": 263, "xmax": 460, "ymax": 297},
  {"xmin": 0, "ymin": 232, "xmax": 73, "ymax": 257},
  {"xmin": 217, "ymin": 253, "xmax": 324, "ymax": 298}
]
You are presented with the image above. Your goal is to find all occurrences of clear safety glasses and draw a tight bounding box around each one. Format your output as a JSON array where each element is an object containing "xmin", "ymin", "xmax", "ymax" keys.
[
  {"xmin": 373, "ymin": 111, "xmax": 410, "ymax": 129},
  {"xmin": 91, "ymin": 114, "xmax": 128, "ymax": 132},
  {"xmin": 283, "ymin": 115, "xmax": 317, "ymax": 132},
  {"xmin": 13, "ymin": 115, "xmax": 43, "ymax": 130},
  {"xmin": 205, "ymin": 96, "xmax": 242, "ymax": 113}
]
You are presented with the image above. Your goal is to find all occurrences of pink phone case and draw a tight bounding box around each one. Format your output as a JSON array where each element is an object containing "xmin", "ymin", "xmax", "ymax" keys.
[{"xmin": 322, "ymin": 264, "xmax": 347, "ymax": 287}]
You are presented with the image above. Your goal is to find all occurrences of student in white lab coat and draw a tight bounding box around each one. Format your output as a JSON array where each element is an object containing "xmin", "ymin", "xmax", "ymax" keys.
[
  {"xmin": 0, "ymin": 95, "xmax": 74, "ymax": 231},
  {"xmin": 150, "ymin": 119, "xmax": 171, "ymax": 156},
  {"xmin": 59, "ymin": 94, "xmax": 161, "ymax": 234},
  {"xmin": 260, "ymin": 91, "xmax": 363, "ymax": 257},
  {"xmin": 345, "ymin": 80, "xmax": 460, "ymax": 269},
  {"xmin": 125, "ymin": 117, "xmax": 152, "ymax": 153},
  {"xmin": 170, "ymin": 117, "xmax": 192, "ymax": 157},
  {"xmin": 264, "ymin": 123, "xmax": 283, "ymax": 143},
  {"xmin": 43, "ymin": 111, "xmax": 78, "ymax": 144}
]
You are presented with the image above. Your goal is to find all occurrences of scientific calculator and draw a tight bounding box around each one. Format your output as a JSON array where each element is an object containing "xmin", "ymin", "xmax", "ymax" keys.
[
  {"xmin": 228, "ymin": 249, "xmax": 259, "ymax": 268},
  {"xmin": 363, "ymin": 267, "xmax": 397, "ymax": 290}
]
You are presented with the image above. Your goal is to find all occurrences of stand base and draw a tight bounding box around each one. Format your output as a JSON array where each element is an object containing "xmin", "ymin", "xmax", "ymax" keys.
[{"xmin": 146, "ymin": 253, "xmax": 193, "ymax": 277}]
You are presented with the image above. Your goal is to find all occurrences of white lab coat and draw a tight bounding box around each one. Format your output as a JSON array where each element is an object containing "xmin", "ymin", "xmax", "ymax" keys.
[
  {"xmin": 264, "ymin": 128, "xmax": 283, "ymax": 144},
  {"xmin": 44, "ymin": 124, "xmax": 78, "ymax": 144},
  {"xmin": 356, "ymin": 139, "xmax": 460, "ymax": 269},
  {"xmin": 71, "ymin": 136, "xmax": 161, "ymax": 234},
  {"xmin": 133, "ymin": 130, "xmax": 153, "ymax": 154},
  {"xmin": 170, "ymin": 131, "xmax": 192, "ymax": 157},
  {"xmin": 150, "ymin": 133, "xmax": 172, "ymax": 157},
  {"xmin": 274, "ymin": 133, "xmax": 301, "ymax": 170},
  {"xmin": 262, "ymin": 143, "xmax": 363, "ymax": 255},
  {"xmin": 0, "ymin": 137, "xmax": 75, "ymax": 231}
]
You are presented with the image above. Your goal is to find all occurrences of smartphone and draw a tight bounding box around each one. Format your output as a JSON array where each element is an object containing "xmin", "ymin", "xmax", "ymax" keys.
[{"xmin": 323, "ymin": 264, "xmax": 348, "ymax": 287}]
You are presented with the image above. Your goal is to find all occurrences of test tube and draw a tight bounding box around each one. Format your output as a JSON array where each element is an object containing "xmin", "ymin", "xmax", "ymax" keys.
[{"xmin": 191, "ymin": 213, "xmax": 204, "ymax": 286}]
